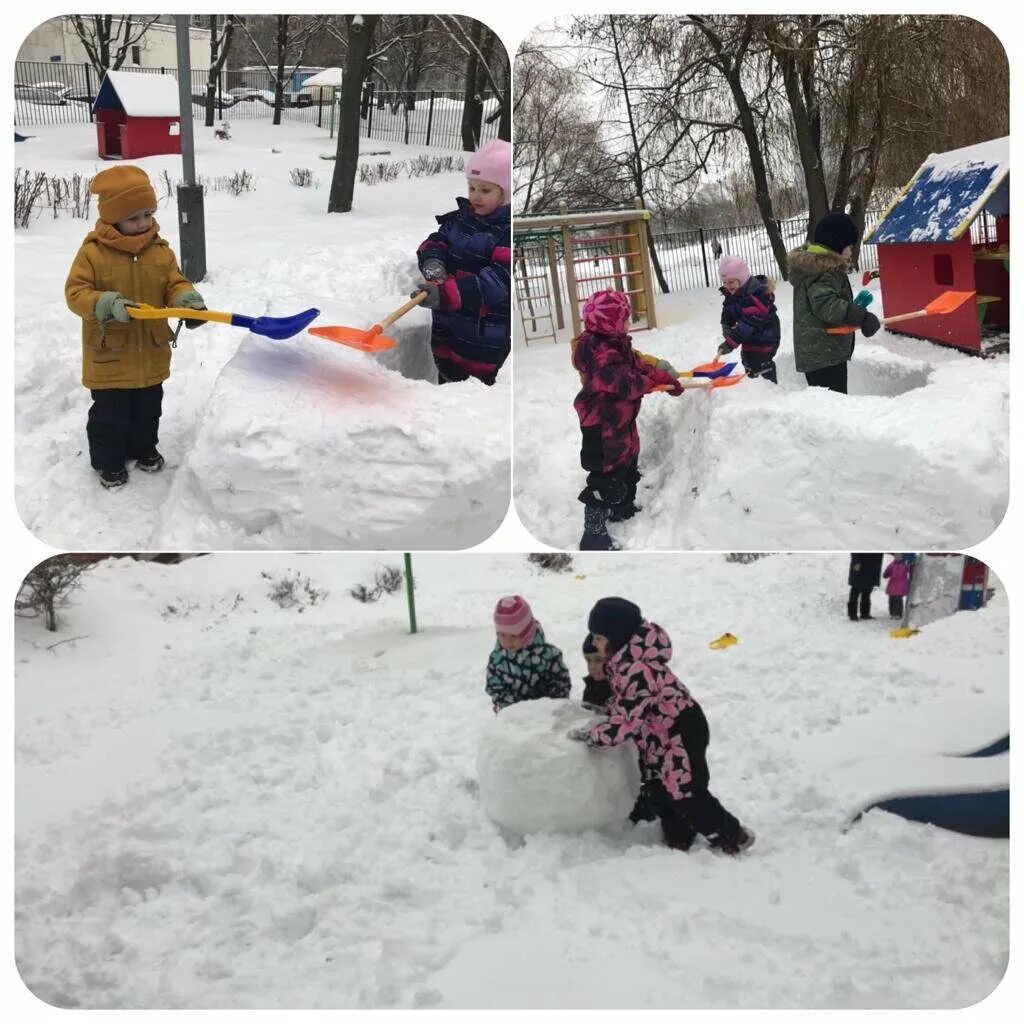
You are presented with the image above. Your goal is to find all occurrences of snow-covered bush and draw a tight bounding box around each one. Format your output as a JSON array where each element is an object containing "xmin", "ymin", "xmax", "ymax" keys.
[
  {"xmin": 261, "ymin": 570, "xmax": 328, "ymax": 611},
  {"xmin": 350, "ymin": 565, "xmax": 404, "ymax": 603},
  {"xmin": 407, "ymin": 154, "xmax": 465, "ymax": 178},
  {"xmin": 725, "ymin": 553, "xmax": 771, "ymax": 564},
  {"xmin": 477, "ymin": 699, "xmax": 641, "ymax": 835},
  {"xmin": 359, "ymin": 160, "xmax": 404, "ymax": 185},
  {"xmin": 15, "ymin": 556, "xmax": 94, "ymax": 632},
  {"xmin": 289, "ymin": 167, "xmax": 315, "ymax": 188},
  {"xmin": 526, "ymin": 553, "xmax": 573, "ymax": 573}
]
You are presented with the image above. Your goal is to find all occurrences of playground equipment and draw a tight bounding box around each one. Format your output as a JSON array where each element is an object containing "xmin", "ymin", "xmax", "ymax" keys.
[
  {"xmin": 514, "ymin": 199, "xmax": 658, "ymax": 344},
  {"xmin": 864, "ymin": 136, "xmax": 1009, "ymax": 353}
]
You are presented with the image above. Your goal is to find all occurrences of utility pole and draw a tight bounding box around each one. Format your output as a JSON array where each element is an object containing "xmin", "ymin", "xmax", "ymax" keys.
[{"xmin": 175, "ymin": 16, "xmax": 206, "ymax": 281}]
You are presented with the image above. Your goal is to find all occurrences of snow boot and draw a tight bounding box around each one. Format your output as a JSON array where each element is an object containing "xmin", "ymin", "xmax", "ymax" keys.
[
  {"xmin": 580, "ymin": 505, "xmax": 618, "ymax": 551},
  {"xmin": 847, "ymin": 601, "xmax": 858, "ymax": 621},
  {"xmin": 712, "ymin": 826, "xmax": 756, "ymax": 856},
  {"xmin": 609, "ymin": 500, "xmax": 642, "ymax": 523},
  {"xmin": 97, "ymin": 466, "xmax": 128, "ymax": 489},
  {"xmin": 135, "ymin": 450, "xmax": 165, "ymax": 473},
  {"xmin": 629, "ymin": 790, "xmax": 659, "ymax": 825}
]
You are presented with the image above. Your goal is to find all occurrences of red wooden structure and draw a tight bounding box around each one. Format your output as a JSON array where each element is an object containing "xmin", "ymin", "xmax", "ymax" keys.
[
  {"xmin": 865, "ymin": 137, "xmax": 1009, "ymax": 353},
  {"xmin": 92, "ymin": 70, "xmax": 182, "ymax": 161}
]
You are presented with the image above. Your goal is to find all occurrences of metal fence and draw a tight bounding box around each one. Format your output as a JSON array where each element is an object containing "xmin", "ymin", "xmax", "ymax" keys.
[{"xmin": 14, "ymin": 60, "xmax": 499, "ymax": 151}]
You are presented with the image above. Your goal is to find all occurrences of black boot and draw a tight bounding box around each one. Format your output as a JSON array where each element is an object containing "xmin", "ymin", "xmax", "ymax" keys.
[
  {"xmin": 847, "ymin": 599, "xmax": 858, "ymax": 621},
  {"xmin": 580, "ymin": 505, "xmax": 618, "ymax": 551},
  {"xmin": 97, "ymin": 466, "xmax": 128, "ymax": 489}
]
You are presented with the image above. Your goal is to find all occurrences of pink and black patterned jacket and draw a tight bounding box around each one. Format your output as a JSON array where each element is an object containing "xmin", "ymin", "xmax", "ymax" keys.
[
  {"xmin": 586, "ymin": 620, "xmax": 701, "ymax": 800},
  {"xmin": 573, "ymin": 331, "xmax": 678, "ymax": 475}
]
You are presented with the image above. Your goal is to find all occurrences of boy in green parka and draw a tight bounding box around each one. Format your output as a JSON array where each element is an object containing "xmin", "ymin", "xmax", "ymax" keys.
[{"xmin": 787, "ymin": 213, "xmax": 881, "ymax": 394}]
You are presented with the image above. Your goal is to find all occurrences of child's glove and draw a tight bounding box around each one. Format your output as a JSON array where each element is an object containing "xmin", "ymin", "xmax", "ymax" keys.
[
  {"xmin": 421, "ymin": 258, "xmax": 447, "ymax": 282},
  {"xmin": 566, "ymin": 727, "xmax": 592, "ymax": 743},
  {"xmin": 860, "ymin": 312, "xmax": 881, "ymax": 337},
  {"xmin": 415, "ymin": 281, "xmax": 442, "ymax": 310},
  {"xmin": 654, "ymin": 357, "xmax": 678, "ymax": 377},
  {"xmin": 95, "ymin": 291, "xmax": 137, "ymax": 323},
  {"xmin": 175, "ymin": 289, "xmax": 208, "ymax": 329}
]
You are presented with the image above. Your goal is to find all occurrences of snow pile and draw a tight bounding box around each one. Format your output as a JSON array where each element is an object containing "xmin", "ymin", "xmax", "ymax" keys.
[
  {"xmin": 14, "ymin": 553, "xmax": 1008, "ymax": 1009},
  {"xmin": 14, "ymin": 120, "xmax": 508, "ymax": 549},
  {"xmin": 476, "ymin": 699, "xmax": 640, "ymax": 834},
  {"xmin": 515, "ymin": 284, "xmax": 1009, "ymax": 549}
]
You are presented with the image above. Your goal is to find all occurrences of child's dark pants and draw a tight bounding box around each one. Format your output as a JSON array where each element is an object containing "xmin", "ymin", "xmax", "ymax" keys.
[
  {"xmin": 889, "ymin": 595, "xmax": 904, "ymax": 618},
  {"xmin": 645, "ymin": 703, "xmax": 743, "ymax": 850},
  {"xmin": 87, "ymin": 384, "xmax": 163, "ymax": 472},
  {"xmin": 805, "ymin": 362, "xmax": 848, "ymax": 394}
]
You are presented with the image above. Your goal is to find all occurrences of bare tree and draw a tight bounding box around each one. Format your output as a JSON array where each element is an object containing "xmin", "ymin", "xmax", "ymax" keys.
[
  {"xmin": 434, "ymin": 15, "xmax": 511, "ymax": 144},
  {"xmin": 16, "ymin": 557, "xmax": 94, "ymax": 633},
  {"xmin": 204, "ymin": 15, "xmax": 236, "ymax": 127},
  {"xmin": 513, "ymin": 41, "xmax": 630, "ymax": 213},
  {"xmin": 234, "ymin": 14, "xmax": 328, "ymax": 125},
  {"xmin": 328, "ymin": 15, "xmax": 380, "ymax": 213},
  {"xmin": 67, "ymin": 15, "xmax": 162, "ymax": 75}
]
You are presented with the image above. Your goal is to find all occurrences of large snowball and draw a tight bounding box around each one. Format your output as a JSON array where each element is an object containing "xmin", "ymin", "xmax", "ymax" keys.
[{"xmin": 476, "ymin": 699, "xmax": 641, "ymax": 835}]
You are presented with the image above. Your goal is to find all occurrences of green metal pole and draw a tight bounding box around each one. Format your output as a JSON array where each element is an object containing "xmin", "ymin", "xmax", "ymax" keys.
[{"xmin": 404, "ymin": 553, "xmax": 417, "ymax": 634}]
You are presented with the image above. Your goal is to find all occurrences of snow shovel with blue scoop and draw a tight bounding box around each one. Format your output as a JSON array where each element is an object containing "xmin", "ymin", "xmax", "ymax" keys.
[
  {"xmin": 127, "ymin": 303, "xmax": 320, "ymax": 340},
  {"xmin": 681, "ymin": 360, "xmax": 736, "ymax": 379}
]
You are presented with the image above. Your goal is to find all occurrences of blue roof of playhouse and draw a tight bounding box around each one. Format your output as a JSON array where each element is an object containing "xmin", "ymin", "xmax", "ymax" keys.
[
  {"xmin": 865, "ymin": 137, "xmax": 1009, "ymax": 245},
  {"xmin": 92, "ymin": 69, "xmax": 180, "ymax": 118}
]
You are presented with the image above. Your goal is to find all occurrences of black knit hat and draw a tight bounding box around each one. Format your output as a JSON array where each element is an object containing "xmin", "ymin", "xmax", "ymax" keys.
[
  {"xmin": 813, "ymin": 212, "xmax": 859, "ymax": 254},
  {"xmin": 587, "ymin": 597, "xmax": 643, "ymax": 655},
  {"xmin": 582, "ymin": 633, "xmax": 600, "ymax": 656}
]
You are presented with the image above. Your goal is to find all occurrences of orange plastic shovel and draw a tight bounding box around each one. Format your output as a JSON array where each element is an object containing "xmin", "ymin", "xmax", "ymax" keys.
[
  {"xmin": 652, "ymin": 374, "xmax": 744, "ymax": 392},
  {"xmin": 826, "ymin": 290, "xmax": 976, "ymax": 335},
  {"xmin": 308, "ymin": 291, "xmax": 429, "ymax": 352}
]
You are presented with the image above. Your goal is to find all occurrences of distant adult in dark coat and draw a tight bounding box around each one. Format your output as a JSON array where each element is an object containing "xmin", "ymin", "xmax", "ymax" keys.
[{"xmin": 848, "ymin": 553, "xmax": 884, "ymax": 621}]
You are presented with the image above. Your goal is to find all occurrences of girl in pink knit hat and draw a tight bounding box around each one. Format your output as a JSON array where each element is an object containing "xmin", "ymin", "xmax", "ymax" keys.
[
  {"xmin": 716, "ymin": 255, "xmax": 781, "ymax": 384},
  {"xmin": 413, "ymin": 138, "xmax": 511, "ymax": 386},
  {"xmin": 570, "ymin": 289, "xmax": 683, "ymax": 550},
  {"xmin": 486, "ymin": 595, "xmax": 571, "ymax": 712}
]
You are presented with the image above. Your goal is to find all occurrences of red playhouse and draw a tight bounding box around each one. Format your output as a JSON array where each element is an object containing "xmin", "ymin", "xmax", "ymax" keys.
[
  {"xmin": 92, "ymin": 70, "xmax": 182, "ymax": 160},
  {"xmin": 864, "ymin": 137, "xmax": 1009, "ymax": 353}
]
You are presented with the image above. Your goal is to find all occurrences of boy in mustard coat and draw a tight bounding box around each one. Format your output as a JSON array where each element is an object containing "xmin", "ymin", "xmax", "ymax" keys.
[{"xmin": 65, "ymin": 166, "xmax": 207, "ymax": 488}]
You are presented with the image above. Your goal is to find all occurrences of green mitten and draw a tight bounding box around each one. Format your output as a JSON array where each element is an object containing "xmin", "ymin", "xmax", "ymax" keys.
[{"xmin": 95, "ymin": 291, "xmax": 135, "ymax": 323}]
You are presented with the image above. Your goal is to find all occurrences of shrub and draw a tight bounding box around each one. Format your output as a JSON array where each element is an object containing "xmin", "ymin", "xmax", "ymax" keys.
[
  {"xmin": 261, "ymin": 570, "xmax": 329, "ymax": 610},
  {"xmin": 15, "ymin": 556, "xmax": 94, "ymax": 632},
  {"xmin": 350, "ymin": 565, "xmax": 404, "ymax": 603},
  {"xmin": 526, "ymin": 553, "xmax": 574, "ymax": 573},
  {"xmin": 289, "ymin": 167, "xmax": 315, "ymax": 187}
]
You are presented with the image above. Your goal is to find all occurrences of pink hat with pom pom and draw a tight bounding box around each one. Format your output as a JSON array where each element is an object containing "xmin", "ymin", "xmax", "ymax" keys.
[{"xmin": 494, "ymin": 595, "xmax": 537, "ymax": 645}]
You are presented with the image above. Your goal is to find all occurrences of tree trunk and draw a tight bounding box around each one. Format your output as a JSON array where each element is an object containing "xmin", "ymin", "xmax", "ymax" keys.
[
  {"xmin": 645, "ymin": 224, "xmax": 670, "ymax": 294},
  {"xmin": 773, "ymin": 39, "xmax": 831, "ymax": 231},
  {"xmin": 273, "ymin": 15, "xmax": 288, "ymax": 126},
  {"xmin": 460, "ymin": 20, "xmax": 483, "ymax": 150},
  {"xmin": 205, "ymin": 15, "xmax": 235, "ymax": 127},
  {"xmin": 328, "ymin": 15, "xmax": 379, "ymax": 213}
]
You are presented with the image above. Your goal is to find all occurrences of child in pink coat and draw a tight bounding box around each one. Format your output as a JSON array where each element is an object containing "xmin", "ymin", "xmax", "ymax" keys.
[{"xmin": 883, "ymin": 555, "xmax": 912, "ymax": 619}]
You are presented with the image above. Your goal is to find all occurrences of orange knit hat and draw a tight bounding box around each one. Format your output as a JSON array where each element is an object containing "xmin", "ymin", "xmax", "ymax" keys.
[{"xmin": 91, "ymin": 165, "xmax": 158, "ymax": 224}]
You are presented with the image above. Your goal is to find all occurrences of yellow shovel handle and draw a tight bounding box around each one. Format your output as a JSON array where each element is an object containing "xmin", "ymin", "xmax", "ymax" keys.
[{"xmin": 126, "ymin": 303, "xmax": 232, "ymax": 325}]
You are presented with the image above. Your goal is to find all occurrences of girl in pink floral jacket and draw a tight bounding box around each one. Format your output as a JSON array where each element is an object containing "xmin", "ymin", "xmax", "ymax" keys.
[{"xmin": 569, "ymin": 597, "xmax": 754, "ymax": 854}]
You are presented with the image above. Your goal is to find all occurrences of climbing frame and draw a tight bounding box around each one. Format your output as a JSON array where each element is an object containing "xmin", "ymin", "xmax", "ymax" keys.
[{"xmin": 514, "ymin": 198, "xmax": 658, "ymax": 341}]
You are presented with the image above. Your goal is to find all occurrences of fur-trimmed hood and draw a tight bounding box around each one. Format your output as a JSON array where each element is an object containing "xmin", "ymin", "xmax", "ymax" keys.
[{"xmin": 787, "ymin": 245, "xmax": 850, "ymax": 279}]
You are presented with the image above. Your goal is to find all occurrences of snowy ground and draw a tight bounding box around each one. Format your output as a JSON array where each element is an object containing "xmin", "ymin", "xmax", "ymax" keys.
[
  {"xmin": 515, "ymin": 285, "xmax": 1009, "ymax": 551},
  {"xmin": 14, "ymin": 120, "xmax": 509, "ymax": 550},
  {"xmin": 14, "ymin": 553, "xmax": 1008, "ymax": 1009}
]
